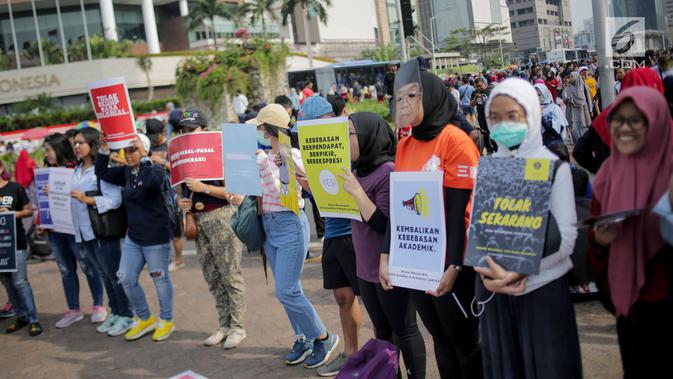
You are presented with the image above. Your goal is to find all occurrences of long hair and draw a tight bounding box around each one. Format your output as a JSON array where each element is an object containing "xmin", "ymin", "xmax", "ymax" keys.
[
  {"xmin": 43, "ymin": 133, "xmax": 76, "ymax": 167},
  {"xmin": 74, "ymin": 127, "xmax": 101, "ymax": 163}
]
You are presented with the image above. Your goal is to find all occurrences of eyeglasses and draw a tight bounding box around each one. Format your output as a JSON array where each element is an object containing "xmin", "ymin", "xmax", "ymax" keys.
[
  {"xmin": 122, "ymin": 146, "xmax": 138, "ymax": 154},
  {"xmin": 608, "ymin": 115, "xmax": 646, "ymax": 130},
  {"xmin": 73, "ymin": 141, "xmax": 87, "ymax": 146},
  {"xmin": 396, "ymin": 91, "xmax": 421, "ymax": 104}
]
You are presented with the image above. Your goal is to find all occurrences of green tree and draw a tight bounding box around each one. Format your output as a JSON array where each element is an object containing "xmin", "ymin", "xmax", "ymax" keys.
[
  {"xmin": 238, "ymin": 0, "xmax": 277, "ymax": 37},
  {"xmin": 24, "ymin": 39, "xmax": 65, "ymax": 65},
  {"xmin": 137, "ymin": 54, "xmax": 154, "ymax": 100},
  {"xmin": 361, "ymin": 43, "xmax": 400, "ymax": 62},
  {"xmin": 280, "ymin": 0, "xmax": 331, "ymax": 26},
  {"xmin": 15, "ymin": 93, "xmax": 57, "ymax": 114},
  {"xmin": 189, "ymin": 0, "xmax": 236, "ymax": 50},
  {"xmin": 443, "ymin": 24, "xmax": 508, "ymax": 66}
]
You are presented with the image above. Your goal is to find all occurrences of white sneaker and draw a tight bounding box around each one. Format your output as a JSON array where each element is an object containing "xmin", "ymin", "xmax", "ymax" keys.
[
  {"xmin": 204, "ymin": 327, "xmax": 229, "ymax": 346},
  {"xmin": 91, "ymin": 306, "xmax": 107, "ymax": 324},
  {"xmin": 168, "ymin": 261, "xmax": 185, "ymax": 272},
  {"xmin": 55, "ymin": 310, "xmax": 84, "ymax": 329},
  {"xmin": 223, "ymin": 329, "xmax": 246, "ymax": 350}
]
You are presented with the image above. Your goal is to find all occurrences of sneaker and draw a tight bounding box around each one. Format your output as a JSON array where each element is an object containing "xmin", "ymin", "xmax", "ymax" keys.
[
  {"xmin": 304, "ymin": 332, "xmax": 339, "ymax": 369},
  {"xmin": 96, "ymin": 314, "xmax": 118, "ymax": 334},
  {"xmin": 29, "ymin": 322, "xmax": 43, "ymax": 337},
  {"xmin": 286, "ymin": 337, "xmax": 313, "ymax": 365},
  {"xmin": 0, "ymin": 303, "xmax": 15, "ymax": 319},
  {"xmin": 317, "ymin": 352, "xmax": 348, "ymax": 377},
  {"xmin": 204, "ymin": 327, "xmax": 229, "ymax": 346},
  {"xmin": 222, "ymin": 328, "xmax": 246, "ymax": 350},
  {"xmin": 6, "ymin": 318, "xmax": 29, "ymax": 333},
  {"xmin": 152, "ymin": 319, "xmax": 175, "ymax": 342},
  {"xmin": 90, "ymin": 306, "xmax": 107, "ymax": 324},
  {"xmin": 108, "ymin": 316, "xmax": 135, "ymax": 337},
  {"xmin": 168, "ymin": 261, "xmax": 185, "ymax": 272},
  {"xmin": 124, "ymin": 315, "xmax": 157, "ymax": 341},
  {"xmin": 55, "ymin": 310, "xmax": 84, "ymax": 329}
]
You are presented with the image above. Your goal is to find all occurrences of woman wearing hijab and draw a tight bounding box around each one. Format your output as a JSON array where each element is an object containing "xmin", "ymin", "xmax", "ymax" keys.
[
  {"xmin": 380, "ymin": 61, "xmax": 483, "ymax": 379},
  {"xmin": 535, "ymin": 82, "xmax": 568, "ymax": 136},
  {"xmin": 545, "ymin": 70, "xmax": 559, "ymax": 100},
  {"xmin": 562, "ymin": 71, "xmax": 592, "ymax": 144},
  {"xmin": 590, "ymin": 87, "xmax": 673, "ymax": 378},
  {"xmin": 14, "ymin": 149, "xmax": 35, "ymax": 189},
  {"xmin": 475, "ymin": 78, "xmax": 581, "ymax": 379},
  {"xmin": 339, "ymin": 112, "xmax": 426, "ymax": 378},
  {"xmin": 574, "ymin": 67, "xmax": 665, "ymax": 173}
]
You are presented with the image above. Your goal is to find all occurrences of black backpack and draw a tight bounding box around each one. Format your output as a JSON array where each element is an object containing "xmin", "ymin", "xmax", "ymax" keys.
[
  {"xmin": 158, "ymin": 168, "xmax": 179, "ymax": 232},
  {"xmin": 541, "ymin": 115, "xmax": 564, "ymax": 147}
]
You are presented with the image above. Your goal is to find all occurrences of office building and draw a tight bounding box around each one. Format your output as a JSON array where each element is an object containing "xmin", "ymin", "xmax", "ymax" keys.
[{"xmin": 506, "ymin": 0, "xmax": 573, "ymax": 56}]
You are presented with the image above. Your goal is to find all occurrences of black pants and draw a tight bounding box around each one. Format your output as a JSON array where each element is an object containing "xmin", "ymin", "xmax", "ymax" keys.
[
  {"xmin": 477, "ymin": 118, "xmax": 496, "ymax": 154},
  {"xmin": 308, "ymin": 196, "xmax": 324, "ymax": 238},
  {"xmin": 480, "ymin": 276, "xmax": 582, "ymax": 379},
  {"xmin": 617, "ymin": 298, "xmax": 673, "ymax": 379},
  {"xmin": 359, "ymin": 278, "xmax": 426, "ymax": 379},
  {"xmin": 412, "ymin": 269, "xmax": 483, "ymax": 379}
]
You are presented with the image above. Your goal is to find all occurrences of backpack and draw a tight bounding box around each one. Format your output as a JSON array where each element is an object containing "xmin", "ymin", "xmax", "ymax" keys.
[
  {"xmin": 336, "ymin": 339, "xmax": 399, "ymax": 379},
  {"xmin": 230, "ymin": 196, "xmax": 265, "ymax": 252},
  {"xmin": 159, "ymin": 168, "xmax": 179, "ymax": 232},
  {"xmin": 541, "ymin": 114, "xmax": 564, "ymax": 147}
]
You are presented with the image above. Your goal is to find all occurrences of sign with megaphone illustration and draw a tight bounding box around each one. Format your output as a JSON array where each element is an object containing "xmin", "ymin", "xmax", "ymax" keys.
[{"xmin": 389, "ymin": 171, "xmax": 446, "ymax": 292}]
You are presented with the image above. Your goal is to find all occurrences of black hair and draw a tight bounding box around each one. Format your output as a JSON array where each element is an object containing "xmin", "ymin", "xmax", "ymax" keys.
[
  {"xmin": 262, "ymin": 123, "xmax": 289, "ymax": 138},
  {"xmin": 65, "ymin": 128, "xmax": 78, "ymax": 139},
  {"xmin": 547, "ymin": 142, "xmax": 570, "ymax": 162},
  {"xmin": 328, "ymin": 97, "xmax": 346, "ymax": 116},
  {"xmin": 43, "ymin": 133, "xmax": 76, "ymax": 167},
  {"xmin": 73, "ymin": 127, "xmax": 101, "ymax": 162},
  {"xmin": 274, "ymin": 95, "xmax": 293, "ymax": 109}
]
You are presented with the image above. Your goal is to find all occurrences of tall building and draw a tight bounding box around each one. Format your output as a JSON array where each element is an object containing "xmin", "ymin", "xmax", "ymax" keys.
[
  {"xmin": 610, "ymin": 0, "xmax": 668, "ymax": 50},
  {"xmin": 506, "ymin": 0, "xmax": 573, "ymax": 56},
  {"xmin": 574, "ymin": 18, "xmax": 595, "ymax": 51},
  {"xmin": 416, "ymin": 0, "xmax": 511, "ymax": 50}
]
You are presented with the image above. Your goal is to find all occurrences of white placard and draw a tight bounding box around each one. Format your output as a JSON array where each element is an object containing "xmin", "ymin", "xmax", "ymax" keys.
[{"xmin": 48, "ymin": 167, "xmax": 75, "ymax": 235}]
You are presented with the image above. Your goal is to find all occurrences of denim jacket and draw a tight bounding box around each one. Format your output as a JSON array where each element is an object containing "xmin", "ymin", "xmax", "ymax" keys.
[
  {"xmin": 654, "ymin": 193, "xmax": 673, "ymax": 246},
  {"xmin": 71, "ymin": 163, "xmax": 123, "ymax": 243}
]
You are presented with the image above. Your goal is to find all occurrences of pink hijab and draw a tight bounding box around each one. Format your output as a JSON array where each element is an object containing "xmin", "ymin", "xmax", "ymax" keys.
[
  {"xmin": 593, "ymin": 86, "xmax": 673, "ymax": 316},
  {"xmin": 14, "ymin": 150, "xmax": 35, "ymax": 188}
]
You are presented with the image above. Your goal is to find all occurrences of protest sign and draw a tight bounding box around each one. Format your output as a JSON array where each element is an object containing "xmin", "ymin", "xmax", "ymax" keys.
[
  {"xmin": 0, "ymin": 212, "xmax": 17, "ymax": 273},
  {"xmin": 168, "ymin": 132, "xmax": 224, "ymax": 186},
  {"xmin": 34, "ymin": 168, "xmax": 53, "ymax": 229},
  {"xmin": 88, "ymin": 77, "xmax": 136, "ymax": 149},
  {"xmin": 389, "ymin": 171, "xmax": 446, "ymax": 292},
  {"xmin": 464, "ymin": 157, "xmax": 555, "ymax": 275},
  {"xmin": 222, "ymin": 124, "xmax": 262, "ymax": 196},
  {"xmin": 48, "ymin": 168, "xmax": 75, "ymax": 235},
  {"xmin": 297, "ymin": 117, "xmax": 361, "ymax": 220},
  {"xmin": 278, "ymin": 132, "xmax": 300, "ymax": 215}
]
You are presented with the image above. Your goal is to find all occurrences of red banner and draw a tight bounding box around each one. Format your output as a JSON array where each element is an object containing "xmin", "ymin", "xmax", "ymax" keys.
[
  {"xmin": 88, "ymin": 77, "xmax": 136, "ymax": 149},
  {"xmin": 168, "ymin": 131, "xmax": 224, "ymax": 186}
]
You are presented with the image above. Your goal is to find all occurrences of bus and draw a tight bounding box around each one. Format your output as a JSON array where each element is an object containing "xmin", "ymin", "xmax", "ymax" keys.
[
  {"xmin": 288, "ymin": 60, "xmax": 398, "ymax": 95},
  {"xmin": 545, "ymin": 48, "xmax": 591, "ymax": 64}
]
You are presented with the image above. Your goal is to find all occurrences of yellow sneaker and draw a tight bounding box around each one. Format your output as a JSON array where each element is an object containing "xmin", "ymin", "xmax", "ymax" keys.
[
  {"xmin": 152, "ymin": 319, "xmax": 175, "ymax": 342},
  {"xmin": 124, "ymin": 315, "xmax": 157, "ymax": 341}
]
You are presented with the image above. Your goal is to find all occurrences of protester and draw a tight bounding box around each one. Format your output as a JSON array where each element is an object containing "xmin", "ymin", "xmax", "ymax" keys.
[
  {"xmin": 70, "ymin": 127, "xmax": 133, "ymax": 335},
  {"xmin": 175, "ymin": 110, "xmax": 247, "ymax": 350},
  {"xmin": 0, "ymin": 160, "xmax": 41, "ymax": 336},
  {"xmin": 255, "ymin": 104, "xmax": 338, "ymax": 369},
  {"xmin": 302, "ymin": 82, "xmax": 315, "ymax": 104},
  {"xmin": 563, "ymin": 71, "xmax": 592, "ymax": 144},
  {"xmin": 95, "ymin": 133, "xmax": 175, "ymax": 342},
  {"xmin": 382, "ymin": 61, "xmax": 482, "ymax": 379},
  {"xmin": 535, "ymin": 83, "xmax": 568, "ymax": 143},
  {"xmin": 590, "ymin": 86, "xmax": 673, "ymax": 378},
  {"xmin": 545, "ymin": 70, "xmax": 559, "ymax": 100},
  {"xmin": 43, "ymin": 133, "xmax": 105, "ymax": 329},
  {"xmin": 297, "ymin": 97, "xmax": 363, "ymax": 377},
  {"xmin": 385, "ymin": 64, "xmax": 398, "ymax": 121},
  {"xmin": 471, "ymin": 77, "xmax": 495, "ymax": 154},
  {"xmin": 459, "ymin": 76, "xmax": 476, "ymax": 124},
  {"xmin": 233, "ymin": 90, "xmax": 249, "ymax": 123},
  {"xmin": 615, "ymin": 68, "xmax": 626, "ymax": 94}
]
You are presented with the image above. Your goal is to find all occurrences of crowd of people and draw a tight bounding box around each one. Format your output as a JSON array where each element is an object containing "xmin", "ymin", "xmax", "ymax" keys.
[{"xmin": 1, "ymin": 52, "xmax": 672, "ymax": 379}]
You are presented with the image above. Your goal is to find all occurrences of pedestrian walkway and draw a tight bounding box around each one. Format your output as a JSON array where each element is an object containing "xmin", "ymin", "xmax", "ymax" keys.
[{"xmin": 1, "ymin": 251, "xmax": 620, "ymax": 378}]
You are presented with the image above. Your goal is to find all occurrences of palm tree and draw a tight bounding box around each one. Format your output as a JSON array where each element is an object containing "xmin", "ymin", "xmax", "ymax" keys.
[
  {"xmin": 189, "ymin": 0, "xmax": 235, "ymax": 50},
  {"xmin": 239, "ymin": 0, "xmax": 278, "ymax": 37},
  {"xmin": 137, "ymin": 54, "xmax": 154, "ymax": 100},
  {"xmin": 280, "ymin": 0, "xmax": 331, "ymax": 67}
]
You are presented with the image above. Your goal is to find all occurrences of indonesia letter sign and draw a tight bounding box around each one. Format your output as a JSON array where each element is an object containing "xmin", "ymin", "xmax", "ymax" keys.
[{"xmin": 88, "ymin": 77, "xmax": 136, "ymax": 149}]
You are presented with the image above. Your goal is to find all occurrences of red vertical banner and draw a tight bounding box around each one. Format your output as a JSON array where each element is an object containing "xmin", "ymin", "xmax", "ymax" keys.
[
  {"xmin": 168, "ymin": 131, "xmax": 224, "ymax": 186},
  {"xmin": 88, "ymin": 77, "xmax": 136, "ymax": 149}
]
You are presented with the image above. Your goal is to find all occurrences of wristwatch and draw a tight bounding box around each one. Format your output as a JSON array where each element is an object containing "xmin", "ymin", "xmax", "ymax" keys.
[
  {"xmin": 448, "ymin": 265, "xmax": 462, "ymax": 271},
  {"xmin": 204, "ymin": 185, "xmax": 211, "ymax": 195}
]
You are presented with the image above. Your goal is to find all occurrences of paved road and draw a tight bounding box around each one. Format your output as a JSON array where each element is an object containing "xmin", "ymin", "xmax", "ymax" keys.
[{"xmin": 1, "ymin": 249, "xmax": 621, "ymax": 379}]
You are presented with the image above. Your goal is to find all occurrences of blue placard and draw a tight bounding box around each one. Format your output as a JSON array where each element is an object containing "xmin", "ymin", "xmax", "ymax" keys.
[
  {"xmin": 0, "ymin": 212, "xmax": 17, "ymax": 273},
  {"xmin": 35, "ymin": 168, "xmax": 53, "ymax": 228},
  {"xmin": 222, "ymin": 123, "xmax": 262, "ymax": 196}
]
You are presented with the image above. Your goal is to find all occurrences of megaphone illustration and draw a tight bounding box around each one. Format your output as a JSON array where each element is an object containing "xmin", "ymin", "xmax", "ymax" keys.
[{"xmin": 402, "ymin": 193, "xmax": 423, "ymax": 215}]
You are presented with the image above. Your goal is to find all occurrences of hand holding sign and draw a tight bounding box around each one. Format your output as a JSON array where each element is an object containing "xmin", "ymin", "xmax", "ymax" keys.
[
  {"xmin": 594, "ymin": 224, "xmax": 620, "ymax": 247},
  {"xmin": 427, "ymin": 268, "xmax": 459, "ymax": 297},
  {"xmin": 474, "ymin": 256, "xmax": 527, "ymax": 295}
]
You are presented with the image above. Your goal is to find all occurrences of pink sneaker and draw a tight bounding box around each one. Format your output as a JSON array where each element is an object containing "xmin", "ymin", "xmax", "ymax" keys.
[
  {"xmin": 55, "ymin": 310, "xmax": 84, "ymax": 329},
  {"xmin": 91, "ymin": 306, "xmax": 107, "ymax": 324}
]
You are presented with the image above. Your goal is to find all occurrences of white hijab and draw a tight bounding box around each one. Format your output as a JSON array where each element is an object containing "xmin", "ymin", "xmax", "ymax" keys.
[{"xmin": 485, "ymin": 78, "xmax": 554, "ymax": 159}]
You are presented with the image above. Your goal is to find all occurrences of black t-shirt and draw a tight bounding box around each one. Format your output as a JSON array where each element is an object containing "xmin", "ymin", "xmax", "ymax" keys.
[
  {"xmin": 0, "ymin": 182, "xmax": 29, "ymax": 250},
  {"xmin": 471, "ymin": 89, "xmax": 490, "ymax": 124},
  {"xmin": 182, "ymin": 180, "xmax": 229, "ymax": 212}
]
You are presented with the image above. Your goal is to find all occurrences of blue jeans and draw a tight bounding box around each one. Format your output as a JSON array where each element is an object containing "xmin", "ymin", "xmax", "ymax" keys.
[
  {"xmin": 263, "ymin": 211, "xmax": 326, "ymax": 340},
  {"xmin": 50, "ymin": 232, "xmax": 104, "ymax": 311},
  {"xmin": 78, "ymin": 239, "xmax": 132, "ymax": 318},
  {"xmin": 0, "ymin": 250, "xmax": 38, "ymax": 323},
  {"xmin": 118, "ymin": 237, "xmax": 173, "ymax": 321}
]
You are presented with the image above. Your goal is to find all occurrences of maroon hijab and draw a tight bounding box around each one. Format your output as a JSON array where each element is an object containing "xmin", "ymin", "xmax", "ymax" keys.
[{"xmin": 593, "ymin": 86, "xmax": 673, "ymax": 316}]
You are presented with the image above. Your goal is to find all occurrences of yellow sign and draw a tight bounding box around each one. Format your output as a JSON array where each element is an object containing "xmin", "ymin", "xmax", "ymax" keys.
[
  {"xmin": 524, "ymin": 159, "xmax": 551, "ymax": 181},
  {"xmin": 278, "ymin": 132, "xmax": 300, "ymax": 215}
]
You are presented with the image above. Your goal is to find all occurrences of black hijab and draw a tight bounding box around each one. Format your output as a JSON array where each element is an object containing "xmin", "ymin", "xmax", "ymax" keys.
[
  {"xmin": 412, "ymin": 70, "xmax": 458, "ymax": 141},
  {"xmin": 349, "ymin": 112, "xmax": 397, "ymax": 177}
]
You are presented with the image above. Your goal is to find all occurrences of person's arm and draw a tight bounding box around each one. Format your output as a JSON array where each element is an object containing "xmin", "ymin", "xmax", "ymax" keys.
[
  {"xmin": 94, "ymin": 152, "xmax": 127, "ymax": 187},
  {"xmin": 444, "ymin": 188, "xmax": 471, "ymax": 267},
  {"xmin": 185, "ymin": 179, "xmax": 228, "ymax": 200},
  {"xmin": 15, "ymin": 187, "xmax": 33, "ymax": 219},
  {"xmin": 470, "ymin": 91, "xmax": 478, "ymax": 107},
  {"xmin": 94, "ymin": 180, "xmax": 123, "ymax": 213},
  {"xmin": 257, "ymin": 150, "xmax": 281, "ymax": 199},
  {"xmin": 339, "ymin": 168, "xmax": 389, "ymax": 233},
  {"xmin": 572, "ymin": 127, "xmax": 600, "ymax": 174},
  {"xmin": 138, "ymin": 162, "xmax": 164, "ymax": 190},
  {"xmin": 653, "ymin": 176, "xmax": 673, "ymax": 245}
]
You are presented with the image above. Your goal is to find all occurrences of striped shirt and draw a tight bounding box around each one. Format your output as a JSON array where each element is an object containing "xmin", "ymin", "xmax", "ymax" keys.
[{"xmin": 257, "ymin": 149, "xmax": 305, "ymax": 213}]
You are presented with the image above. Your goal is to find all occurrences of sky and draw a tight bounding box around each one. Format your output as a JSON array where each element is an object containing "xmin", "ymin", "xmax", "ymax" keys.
[{"xmin": 571, "ymin": 0, "xmax": 594, "ymax": 32}]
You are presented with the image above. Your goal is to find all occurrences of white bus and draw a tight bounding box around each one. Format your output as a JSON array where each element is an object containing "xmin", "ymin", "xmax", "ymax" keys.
[{"xmin": 545, "ymin": 49, "xmax": 591, "ymax": 64}]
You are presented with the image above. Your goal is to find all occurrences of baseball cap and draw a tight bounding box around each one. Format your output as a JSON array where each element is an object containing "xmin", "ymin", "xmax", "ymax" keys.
[
  {"xmin": 298, "ymin": 96, "xmax": 334, "ymax": 121},
  {"xmin": 257, "ymin": 104, "xmax": 291, "ymax": 129},
  {"xmin": 178, "ymin": 109, "xmax": 208, "ymax": 130}
]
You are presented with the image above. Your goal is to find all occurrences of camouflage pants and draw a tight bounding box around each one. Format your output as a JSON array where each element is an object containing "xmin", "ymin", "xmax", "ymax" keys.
[{"xmin": 193, "ymin": 206, "xmax": 246, "ymax": 330}]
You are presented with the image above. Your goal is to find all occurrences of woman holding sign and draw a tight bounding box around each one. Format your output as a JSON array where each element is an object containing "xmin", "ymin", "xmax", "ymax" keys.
[
  {"xmin": 340, "ymin": 112, "xmax": 427, "ymax": 378},
  {"xmin": 474, "ymin": 78, "xmax": 581, "ymax": 378},
  {"xmin": 379, "ymin": 61, "xmax": 482, "ymax": 379},
  {"xmin": 590, "ymin": 86, "xmax": 673, "ymax": 378},
  {"xmin": 95, "ymin": 133, "xmax": 175, "ymax": 342}
]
